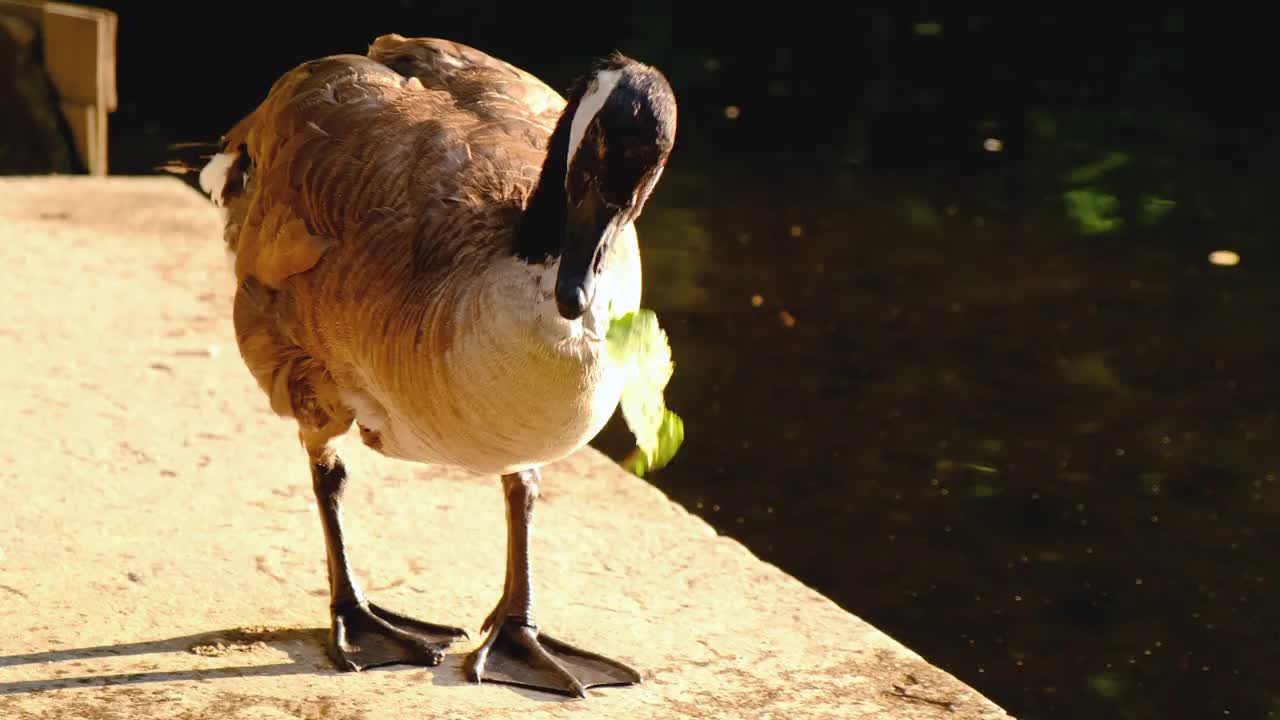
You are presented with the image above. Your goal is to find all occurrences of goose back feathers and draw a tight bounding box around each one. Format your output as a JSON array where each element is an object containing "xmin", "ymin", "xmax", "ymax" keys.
[{"xmin": 202, "ymin": 35, "xmax": 664, "ymax": 474}]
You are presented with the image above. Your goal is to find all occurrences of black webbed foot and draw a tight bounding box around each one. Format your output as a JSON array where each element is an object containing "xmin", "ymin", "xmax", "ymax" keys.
[
  {"xmin": 330, "ymin": 601, "xmax": 468, "ymax": 671},
  {"xmin": 464, "ymin": 617, "xmax": 641, "ymax": 697}
]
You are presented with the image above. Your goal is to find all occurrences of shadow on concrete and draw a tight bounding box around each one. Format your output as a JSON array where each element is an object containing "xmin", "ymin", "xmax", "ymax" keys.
[
  {"xmin": 0, "ymin": 626, "xmax": 578, "ymax": 703},
  {"xmin": 0, "ymin": 626, "xmax": 465, "ymax": 695}
]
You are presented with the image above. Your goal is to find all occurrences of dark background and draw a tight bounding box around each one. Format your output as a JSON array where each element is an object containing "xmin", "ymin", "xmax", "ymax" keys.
[{"xmin": 30, "ymin": 3, "xmax": 1280, "ymax": 718}]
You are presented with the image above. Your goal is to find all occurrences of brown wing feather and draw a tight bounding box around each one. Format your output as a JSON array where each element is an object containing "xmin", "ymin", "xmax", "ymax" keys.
[
  {"xmin": 216, "ymin": 36, "xmax": 566, "ymax": 437},
  {"xmin": 220, "ymin": 36, "xmax": 564, "ymax": 290},
  {"xmin": 367, "ymin": 34, "xmax": 564, "ymax": 121}
]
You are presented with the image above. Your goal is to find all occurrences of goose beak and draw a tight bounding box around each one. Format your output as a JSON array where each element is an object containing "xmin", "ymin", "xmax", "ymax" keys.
[{"xmin": 557, "ymin": 184, "xmax": 622, "ymax": 320}]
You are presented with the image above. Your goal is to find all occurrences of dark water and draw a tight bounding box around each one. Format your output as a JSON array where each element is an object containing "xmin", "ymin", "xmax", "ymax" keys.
[{"xmin": 84, "ymin": 3, "xmax": 1280, "ymax": 718}]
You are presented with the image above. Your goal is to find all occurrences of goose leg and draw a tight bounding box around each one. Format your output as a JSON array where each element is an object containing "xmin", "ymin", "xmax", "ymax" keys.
[
  {"xmin": 464, "ymin": 468, "xmax": 641, "ymax": 697},
  {"xmin": 308, "ymin": 437, "xmax": 468, "ymax": 671}
]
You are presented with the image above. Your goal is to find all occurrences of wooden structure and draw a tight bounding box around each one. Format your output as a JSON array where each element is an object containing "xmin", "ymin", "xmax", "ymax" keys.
[{"xmin": 0, "ymin": 0, "xmax": 116, "ymax": 175}]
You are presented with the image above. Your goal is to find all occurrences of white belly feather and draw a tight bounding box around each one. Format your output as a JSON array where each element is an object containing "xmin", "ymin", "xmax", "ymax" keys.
[{"xmin": 343, "ymin": 224, "xmax": 643, "ymax": 475}]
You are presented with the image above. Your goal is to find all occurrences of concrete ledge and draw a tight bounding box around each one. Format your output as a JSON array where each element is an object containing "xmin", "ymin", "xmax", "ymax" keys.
[{"xmin": 0, "ymin": 177, "xmax": 1011, "ymax": 719}]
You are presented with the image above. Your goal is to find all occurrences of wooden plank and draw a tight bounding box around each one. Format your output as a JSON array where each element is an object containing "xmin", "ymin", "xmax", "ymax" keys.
[
  {"xmin": 41, "ymin": 4, "xmax": 115, "ymax": 109},
  {"xmin": 57, "ymin": 99, "xmax": 103, "ymax": 175},
  {"xmin": 0, "ymin": 0, "xmax": 116, "ymax": 174}
]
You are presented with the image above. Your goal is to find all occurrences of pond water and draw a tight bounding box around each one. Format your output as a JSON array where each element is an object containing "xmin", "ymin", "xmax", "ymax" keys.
[
  {"xmin": 95, "ymin": 4, "xmax": 1278, "ymax": 718},
  {"xmin": 594, "ymin": 174, "xmax": 1280, "ymax": 720}
]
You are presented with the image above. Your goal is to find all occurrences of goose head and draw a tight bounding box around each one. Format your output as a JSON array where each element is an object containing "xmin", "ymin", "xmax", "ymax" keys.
[{"xmin": 516, "ymin": 54, "xmax": 677, "ymax": 321}]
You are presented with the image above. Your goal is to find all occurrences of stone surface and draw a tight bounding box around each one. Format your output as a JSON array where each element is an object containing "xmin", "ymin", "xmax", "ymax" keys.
[{"xmin": 0, "ymin": 177, "xmax": 1012, "ymax": 719}]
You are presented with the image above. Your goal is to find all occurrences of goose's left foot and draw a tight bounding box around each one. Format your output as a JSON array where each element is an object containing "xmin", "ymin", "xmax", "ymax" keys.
[
  {"xmin": 468, "ymin": 469, "xmax": 642, "ymax": 697},
  {"xmin": 464, "ymin": 615, "xmax": 641, "ymax": 697}
]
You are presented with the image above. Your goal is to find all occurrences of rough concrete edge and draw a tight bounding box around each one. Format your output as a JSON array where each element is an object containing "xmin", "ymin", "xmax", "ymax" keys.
[{"xmin": 0, "ymin": 174, "xmax": 1011, "ymax": 718}]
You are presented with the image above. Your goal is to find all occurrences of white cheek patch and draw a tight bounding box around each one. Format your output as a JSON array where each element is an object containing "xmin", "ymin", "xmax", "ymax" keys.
[{"xmin": 566, "ymin": 69, "xmax": 622, "ymax": 176}]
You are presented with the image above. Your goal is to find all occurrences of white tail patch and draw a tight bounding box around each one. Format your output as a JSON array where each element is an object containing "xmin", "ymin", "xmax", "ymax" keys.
[
  {"xmin": 198, "ymin": 152, "xmax": 238, "ymax": 207},
  {"xmin": 566, "ymin": 69, "xmax": 622, "ymax": 173}
]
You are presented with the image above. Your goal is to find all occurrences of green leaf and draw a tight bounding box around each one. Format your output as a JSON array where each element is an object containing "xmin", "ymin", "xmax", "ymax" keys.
[
  {"xmin": 912, "ymin": 21, "xmax": 943, "ymax": 36},
  {"xmin": 1062, "ymin": 188, "xmax": 1124, "ymax": 235},
  {"xmin": 1139, "ymin": 194, "xmax": 1176, "ymax": 226},
  {"xmin": 972, "ymin": 483, "xmax": 999, "ymax": 498},
  {"xmin": 607, "ymin": 309, "xmax": 685, "ymax": 476},
  {"xmin": 1063, "ymin": 152, "xmax": 1131, "ymax": 184},
  {"xmin": 1087, "ymin": 672, "xmax": 1126, "ymax": 701},
  {"xmin": 625, "ymin": 410, "xmax": 685, "ymax": 477}
]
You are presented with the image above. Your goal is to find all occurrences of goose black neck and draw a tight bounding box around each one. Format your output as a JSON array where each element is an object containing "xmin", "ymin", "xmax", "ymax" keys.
[{"xmin": 514, "ymin": 98, "xmax": 580, "ymax": 262}]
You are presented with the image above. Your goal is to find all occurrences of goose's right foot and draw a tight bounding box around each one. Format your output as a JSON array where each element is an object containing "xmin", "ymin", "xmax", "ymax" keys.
[
  {"xmin": 464, "ymin": 469, "xmax": 642, "ymax": 697},
  {"xmin": 464, "ymin": 614, "xmax": 640, "ymax": 697}
]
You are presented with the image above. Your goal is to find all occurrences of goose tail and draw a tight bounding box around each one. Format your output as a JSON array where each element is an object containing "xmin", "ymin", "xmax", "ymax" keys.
[{"xmin": 157, "ymin": 140, "xmax": 249, "ymax": 209}]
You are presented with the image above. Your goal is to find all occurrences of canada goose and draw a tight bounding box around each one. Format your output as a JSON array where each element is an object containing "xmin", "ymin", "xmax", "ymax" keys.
[{"xmin": 170, "ymin": 34, "xmax": 677, "ymax": 696}]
